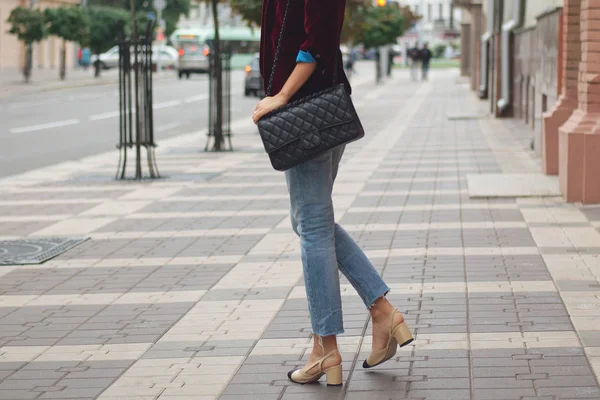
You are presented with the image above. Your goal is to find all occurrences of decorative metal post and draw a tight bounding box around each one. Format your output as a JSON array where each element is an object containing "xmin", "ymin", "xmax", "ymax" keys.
[{"xmin": 115, "ymin": 21, "xmax": 160, "ymax": 180}]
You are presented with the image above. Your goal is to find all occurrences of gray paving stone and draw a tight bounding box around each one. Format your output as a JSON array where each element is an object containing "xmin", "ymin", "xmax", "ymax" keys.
[
  {"xmin": 531, "ymin": 366, "xmax": 595, "ymax": 376},
  {"xmin": 346, "ymin": 378, "xmax": 407, "ymax": 391},
  {"xmin": 0, "ymin": 379, "xmax": 59, "ymax": 390},
  {"xmin": 343, "ymin": 392, "xmax": 411, "ymax": 400},
  {"xmin": 229, "ymin": 372, "xmax": 288, "ymax": 384},
  {"xmin": 220, "ymin": 383, "xmax": 283, "ymax": 396},
  {"xmin": 472, "ymin": 358, "xmax": 529, "ymax": 367},
  {"xmin": 473, "ymin": 388, "xmax": 536, "ymax": 399},
  {"xmin": 579, "ymin": 330, "xmax": 600, "ymax": 347},
  {"xmin": 473, "ymin": 366, "xmax": 531, "ymax": 378},
  {"xmin": 404, "ymin": 389, "xmax": 472, "ymax": 400},
  {"xmin": 64, "ymin": 368, "xmax": 126, "ymax": 379},
  {"xmin": 411, "ymin": 357, "xmax": 469, "ymax": 368},
  {"xmin": 409, "ymin": 378, "xmax": 470, "ymax": 390},
  {"xmin": 535, "ymin": 375, "xmax": 599, "ymax": 387},
  {"xmin": 536, "ymin": 387, "xmax": 600, "ymax": 398},
  {"xmin": 0, "ymin": 390, "xmax": 40, "ymax": 400},
  {"xmin": 530, "ymin": 357, "xmax": 590, "ymax": 367},
  {"xmin": 59, "ymin": 378, "xmax": 115, "ymax": 388},
  {"xmin": 526, "ymin": 347, "xmax": 585, "ymax": 357},
  {"xmin": 473, "ymin": 377, "xmax": 534, "ymax": 389},
  {"xmin": 219, "ymin": 395, "xmax": 280, "ymax": 400},
  {"xmin": 38, "ymin": 387, "xmax": 105, "ymax": 399},
  {"xmin": 9, "ymin": 369, "xmax": 67, "ymax": 380},
  {"xmin": 281, "ymin": 392, "xmax": 344, "ymax": 400}
]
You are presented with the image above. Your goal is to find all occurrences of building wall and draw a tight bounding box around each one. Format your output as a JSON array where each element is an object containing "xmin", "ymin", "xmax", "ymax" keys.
[
  {"xmin": 0, "ymin": 0, "xmax": 80, "ymax": 71},
  {"xmin": 513, "ymin": 8, "xmax": 562, "ymax": 155},
  {"xmin": 523, "ymin": 0, "xmax": 563, "ymax": 28},
  {"xmin": 0, "ymin": 0, "xmax": 25, "ymax": 69},
  {"xmin": 402, "ymin": 0, "xmax": 463, "ymax": 45}
]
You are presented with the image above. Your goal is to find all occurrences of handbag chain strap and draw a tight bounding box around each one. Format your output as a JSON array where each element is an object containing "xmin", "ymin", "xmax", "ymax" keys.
[{"xmin": 266, "ymin": 0, "xmax": 340, "ymax": 97}]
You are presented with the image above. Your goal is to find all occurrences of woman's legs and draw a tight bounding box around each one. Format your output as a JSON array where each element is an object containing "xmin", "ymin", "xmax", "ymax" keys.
[
  {"xmin": 334, "ymin": 224, "xmax": 390, "ymax": 308},
  {"xmin": 285, "ymin": 147, "xmax": 345, "ymax": 337},
  {"xmin": 286, "ymin": 147, "xmax": 390, "ymax": 330},
  {"xmin": 285, "ymin": 146, "xmax": 405, "ymax": 374}
]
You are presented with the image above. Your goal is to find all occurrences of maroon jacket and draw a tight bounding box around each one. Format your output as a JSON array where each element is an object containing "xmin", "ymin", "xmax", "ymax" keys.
[{"xmin": 260, "ymin": 0, "xmax": 350, "ymax": 102}]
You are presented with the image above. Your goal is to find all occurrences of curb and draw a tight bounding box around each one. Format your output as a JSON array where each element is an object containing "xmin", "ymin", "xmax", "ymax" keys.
[{"xmin": 0, "ymin": 72, "xmax": 175, "ymax": 99}]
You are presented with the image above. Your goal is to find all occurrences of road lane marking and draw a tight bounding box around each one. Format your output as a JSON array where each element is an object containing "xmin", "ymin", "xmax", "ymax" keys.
[
  {"xmin": 89, "ymin": 111, "xmax": 123, "ymax": 121},
  {"xmin": 184, "ymin": 94, "xmax": 208, "ymax": 103},
  {"xmin": 10, "ymin": 119, "xmax": 80, "ymax": 134},
  {"xmin": 156, "ymin": 122, "xmax": 181, "ymax": 132},
  {"xmin": 88, "ymin": 90, "xmax": 244, "ymax": 121},
  {"xmin": 153, "ymin": 100, "xmax": 182, "ymax": 109}
]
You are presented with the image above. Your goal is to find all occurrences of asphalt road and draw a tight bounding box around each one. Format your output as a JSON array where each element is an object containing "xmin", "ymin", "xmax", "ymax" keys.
[{"xmin": 0, "ymin": 70, "xmax": 259, "ymax": 179}]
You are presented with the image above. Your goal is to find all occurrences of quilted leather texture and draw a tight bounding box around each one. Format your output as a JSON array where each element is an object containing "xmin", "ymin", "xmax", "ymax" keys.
[{"xmin": 257, "ymin": 84, "xmax": 365, "ymax": 171}]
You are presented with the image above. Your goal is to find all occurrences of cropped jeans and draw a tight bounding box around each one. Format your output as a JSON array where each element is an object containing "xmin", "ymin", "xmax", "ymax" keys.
[{"xmin": 284, "ymin": 146, "xmax": 390, "ymax": 337}]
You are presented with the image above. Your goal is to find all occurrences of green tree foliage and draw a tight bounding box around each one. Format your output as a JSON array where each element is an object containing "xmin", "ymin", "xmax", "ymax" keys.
[
  {"xmin": 230, "ymin": 0, "xmax": 261, "ymax": 27},
  {"xmin": 433, "ymin": 43, "xmax": 446, "ymax": 58},
  {"xmin": 355, "ymin": 3, "xmax": 405, "ymax": 49},
  {"xmin": 163, "ymin": 0, "xmax": 190, "ymax": 37},
  {"xmin": 86, "ymin": 6, "xmax": 129, "ymax": 76},
  {"xmin": 341, "ymin": 0, "xmax": 370, "ymax": 44},
  {"xmin": 7, "ymin": 7, "xmax": 46, "ymax": 45},
  {"xmin": 227, "ymin": 0, "xmax": 415, "ymax": 47},
  {"xmin": 7, "ymin": 7, "xmax": 46, "ymax": 82},
  {"xmin": 44, "ymin": 7, "xmax": 90, "ymax": 80},
  {"xmin": 87, "ymin": 6, "xmax": 129, "ymax": 54},
  {"xmin": 124, "ymin": 0, "xmax": 189, "ymax": 37}
]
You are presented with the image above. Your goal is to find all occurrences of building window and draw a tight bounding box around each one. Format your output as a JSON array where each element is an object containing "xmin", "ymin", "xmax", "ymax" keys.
[
  {"xmin": 428, "ymin": 3, "xmax": 432, "ymax": 21},
  {"xmin": 439, "ymin": 3, "xmax": 444, "ymax": 20}
]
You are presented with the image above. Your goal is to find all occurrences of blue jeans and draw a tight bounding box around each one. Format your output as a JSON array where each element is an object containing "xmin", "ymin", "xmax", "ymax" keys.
[{"xmin": 285, "ymin": 146, "xmax": 390, "ymax": 336}]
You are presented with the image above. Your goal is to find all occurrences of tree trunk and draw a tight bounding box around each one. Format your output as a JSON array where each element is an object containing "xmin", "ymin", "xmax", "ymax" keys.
[
  {"xmin": 94, "ymin": 55, "xmax": 101, "ymax": 77},
  {"xmin": 24, "ymin": 44, "xmax": 33, "ymax": 83},
  {"xmin": 211, "ymin": 0, "xmax": 224, "ymax": 151},
  {"xmin": 60, "ymin": 40, "xmax": 67, "ymax": 81}
]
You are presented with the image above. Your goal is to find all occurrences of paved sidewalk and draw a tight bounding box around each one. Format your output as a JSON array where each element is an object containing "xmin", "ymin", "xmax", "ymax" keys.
[
  {"xmin": 0, "ymin": 67, "xmax": 122, "ymax": 98},
  {"xmin": 1, "ymin": 69, "xmax": 600, "ymax": 400}
]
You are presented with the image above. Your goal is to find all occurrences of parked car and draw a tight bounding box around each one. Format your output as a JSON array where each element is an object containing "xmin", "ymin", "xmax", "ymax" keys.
[
  {"xmin": 177, "ymin": 43, "xmax": 210, "ymax": 79},
  {"xmin": 91, "ymin": 45, "xmax": 178, "ymax": 70},
  {"xmin": 244, "ymin": 54, "xmax": 263, "ymax": 97}
]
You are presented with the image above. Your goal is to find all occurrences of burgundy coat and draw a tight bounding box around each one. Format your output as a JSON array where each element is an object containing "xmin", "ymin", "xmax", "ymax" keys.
[{"xmin": 260, "ymin": 0, "xmax": 350, "ymax": 102}]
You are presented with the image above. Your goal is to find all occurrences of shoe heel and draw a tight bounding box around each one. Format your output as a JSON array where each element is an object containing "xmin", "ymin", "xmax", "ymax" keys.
[
  {"xmin": 324, "ymin": 365, "xmax": 343, "ymax": 386},
  {"xmin": 393, "ymin": 322, "xmax": 414, "ymax": 347}
]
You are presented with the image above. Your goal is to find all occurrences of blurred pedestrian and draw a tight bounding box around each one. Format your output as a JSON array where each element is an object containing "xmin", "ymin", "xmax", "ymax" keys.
[
  {"xmin": 420, "ymin": 42, "xmax": 433, "ymax": 81},
  {"xmin": 345, "ymin": 48, "xmax": 357, "ymax": 80},
  {"xmin": 387, "ymin": 48, "xmax": 395, "ymax": 77},
  {"xmin": 375, "ymin": 48, "xmax": 382, "ymax": 83},
  {"xmin": 408, "ymin": 42, "xmax": 420, "ymax": 81},
  {"xmin": 253, "ymin": 0, "xmax": 414, "ymax": 387},
  {"xmin": 81, "ymin": 47, "xmax": 91, "ymax": 70}
]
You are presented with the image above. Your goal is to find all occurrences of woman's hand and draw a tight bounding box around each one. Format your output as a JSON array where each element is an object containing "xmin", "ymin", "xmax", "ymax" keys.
[{"xmin": 253, "ymin": 93, "xmax": 289, "ymax": 124}]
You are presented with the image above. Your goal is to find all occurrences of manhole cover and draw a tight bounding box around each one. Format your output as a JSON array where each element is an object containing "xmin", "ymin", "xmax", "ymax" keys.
[{"xmin": 0, "ymin": 237, "xmax": 89, "ymax": 265}]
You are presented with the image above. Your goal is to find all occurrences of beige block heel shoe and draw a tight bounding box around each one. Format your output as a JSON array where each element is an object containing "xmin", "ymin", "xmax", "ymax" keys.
[
  {"xmin": 287, "ymin": 349, "xmax": 343, "ymax": 386},
  {"xmin": 363, "ymin": 308, "xmax": 414, "ymax": 369}
]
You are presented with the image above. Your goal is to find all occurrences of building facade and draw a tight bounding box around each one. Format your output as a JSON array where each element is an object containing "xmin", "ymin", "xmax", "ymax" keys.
[
  {"xmin": 401, "ymin": 0, "xmax": 463, "ymax": 45},
  {"xmin": 0, "ymin": 0, "xmax": 81, "ymax": 71},
  {"xmin": 454, "ymin": 0, "xmax": 600, "ymax": 204},
  {"xmin": 176, "ymin": 2, "xmax": 245, "ymax": 30}
]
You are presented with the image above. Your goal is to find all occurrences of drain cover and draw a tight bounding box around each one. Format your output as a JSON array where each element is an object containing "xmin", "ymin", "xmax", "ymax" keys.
[{"xmin": 0, "ymin": 237, "xmax": 89, "ymax": 265}]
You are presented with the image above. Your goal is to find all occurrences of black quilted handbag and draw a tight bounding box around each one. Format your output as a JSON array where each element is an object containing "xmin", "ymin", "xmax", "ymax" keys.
[{"xmin": 256, "ymin": 0, "xmax": 365, "ymax": 172}]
